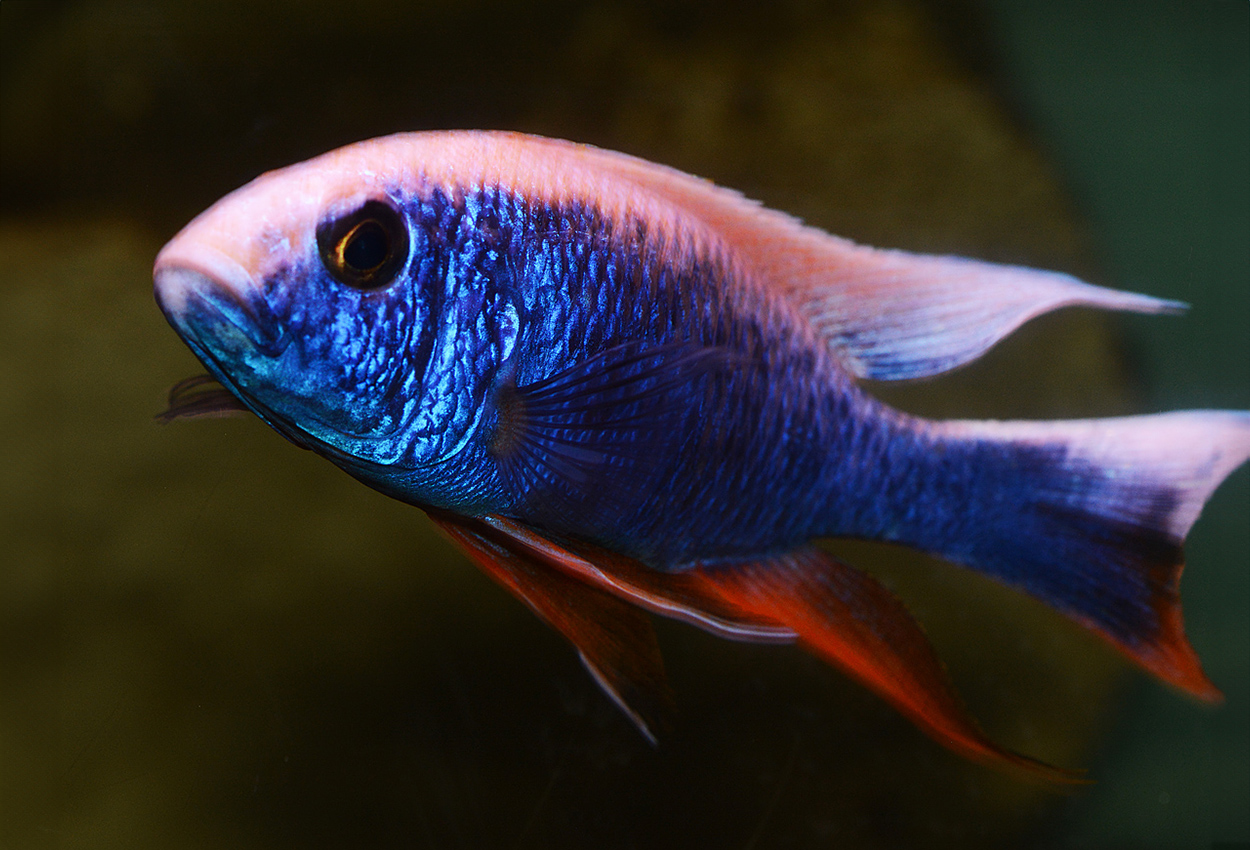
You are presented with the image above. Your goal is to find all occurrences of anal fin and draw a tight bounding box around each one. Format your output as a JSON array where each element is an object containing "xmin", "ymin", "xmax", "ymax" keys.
[
  {"xmin": 687, "ymin": 548, "xmax": 1086, "ymax": 782},
  {"xmin": 434, "ymin": 512, "xmax": 1082, "ymax": 779}
]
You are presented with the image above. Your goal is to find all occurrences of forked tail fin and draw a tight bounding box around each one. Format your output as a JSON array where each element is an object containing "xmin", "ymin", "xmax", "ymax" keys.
[{"xmin": 922, "ymin": 411, "xmax": 1250, "ymax": 698}]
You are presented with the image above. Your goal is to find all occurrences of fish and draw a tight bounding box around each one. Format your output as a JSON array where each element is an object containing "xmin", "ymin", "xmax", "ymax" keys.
[{"xmin": 153, "ymin": 130, "xmax": 1250, "ymax": 780}]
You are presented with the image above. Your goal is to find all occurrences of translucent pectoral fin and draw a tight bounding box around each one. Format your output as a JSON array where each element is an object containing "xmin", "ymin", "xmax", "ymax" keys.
[
  {"xmin": 687, "ymin": 548, "xmax": 1085, "ymax": 782},
  {"xmin": 426, "ymin": 510, "xmax": 672, "ymax": 743},
  {"xmin": 492, "ymin": 340, "xmax": 739, "ymax": 528}
]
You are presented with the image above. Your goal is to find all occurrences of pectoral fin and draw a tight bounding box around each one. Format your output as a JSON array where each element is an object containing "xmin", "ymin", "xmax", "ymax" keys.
[
  {"xmin": 426, "ymin": 510, "xmax": 672, "ymax": 743},
  {"xmin": 491, "ymin": 340, "xmax": 737, "ymax": 528}
]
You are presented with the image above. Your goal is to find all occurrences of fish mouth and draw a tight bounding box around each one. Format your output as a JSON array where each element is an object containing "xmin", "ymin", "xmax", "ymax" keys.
[
  {"xmin": 154, "ymin": 259, "xmax": 316, "ymax": 449},
  {"xmin": 153, "ymin": 263, "xmax": 399, "ymax": 465},
  {"xmin": 154, "ymin": 264, "xmax": 288, "ymax": 357},
  {"xmin": 153, "ymin": 248, "xmax": 416, "ymax": 468}
]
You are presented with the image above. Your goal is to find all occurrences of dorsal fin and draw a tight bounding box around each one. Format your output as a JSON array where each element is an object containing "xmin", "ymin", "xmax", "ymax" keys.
[
  {"xmin": 469, "ymin": 132, "xmax": 1184, "ymax": 380},
  {"xmin": 768, "ymin": 247, "xmax": 1184, "ymax": 380}
]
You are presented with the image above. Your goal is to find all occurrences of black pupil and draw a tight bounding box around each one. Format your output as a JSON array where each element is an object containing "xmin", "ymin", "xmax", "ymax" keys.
[
  {"xmin": 342, "ymin": 220, "xmax": 390, "ymax": 272},
  {"xmin": 317, "ymin": 200, "xmax": 407, "ymax": 289}
]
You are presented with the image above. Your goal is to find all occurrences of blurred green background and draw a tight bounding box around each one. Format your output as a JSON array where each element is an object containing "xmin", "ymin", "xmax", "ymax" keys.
[{"xmin": 2, "ymin": 1, "xmax": 1246, "ymax": 847}]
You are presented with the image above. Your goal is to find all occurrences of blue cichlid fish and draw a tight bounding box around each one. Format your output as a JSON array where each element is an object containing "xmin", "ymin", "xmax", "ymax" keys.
[{"xmin": 155, "ymin": 131, "xmax": 1250, "ymax": 779}]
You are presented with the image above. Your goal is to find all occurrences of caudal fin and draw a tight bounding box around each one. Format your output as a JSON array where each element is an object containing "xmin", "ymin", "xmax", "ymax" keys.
[{"xmin": 931, "ymin": 411, "xmax": 1250, "ymax": 699}]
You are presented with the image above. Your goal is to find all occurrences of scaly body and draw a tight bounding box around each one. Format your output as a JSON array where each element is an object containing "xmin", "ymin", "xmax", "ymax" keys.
[{"xmin": 155, "ymin": 131, "xmax": 1250, "ymax": 777}]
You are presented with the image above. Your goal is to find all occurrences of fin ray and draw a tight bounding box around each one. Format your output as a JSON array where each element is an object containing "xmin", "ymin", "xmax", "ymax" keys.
[
  {"xmin": 689, "ymin": 548, "xmax": 1083, "ymax": 781},
  {"xmin": 427, "ymin": 510, "xmax": 672, "ymax": 742},
  {"xmin": 932, "ymin": 410, "xmax": 1250, "ymax": 699},
  {"xmin": 501, "ymin": 133, "xmax": 1183, "ymax": 380}
]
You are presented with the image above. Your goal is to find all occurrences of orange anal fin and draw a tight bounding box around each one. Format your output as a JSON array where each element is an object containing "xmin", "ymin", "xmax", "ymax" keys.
[
  {"xmin": 427, "ymin": 510, "xmax": 672, "ymax": 744},
  {"xmin": 689, "ymin": 549, "xmax": 1086, "ymax": 783}
]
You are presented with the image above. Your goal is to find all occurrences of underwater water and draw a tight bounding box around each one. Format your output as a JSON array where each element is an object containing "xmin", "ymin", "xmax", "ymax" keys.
[{"xmin": 1, "ymin": 1, "xmax": 1245, "ymax": 847}]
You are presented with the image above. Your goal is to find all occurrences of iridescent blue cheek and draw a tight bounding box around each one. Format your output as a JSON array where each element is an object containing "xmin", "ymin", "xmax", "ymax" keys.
[{"xmin": 245, "ymin": 262, "xmax": 432, "ymax": 443}]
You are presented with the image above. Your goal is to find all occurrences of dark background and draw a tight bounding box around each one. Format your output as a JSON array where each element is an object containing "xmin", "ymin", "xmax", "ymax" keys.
[{"xmin": 2, "ymin": 1, "xmax": 1246, "ymax": 847}]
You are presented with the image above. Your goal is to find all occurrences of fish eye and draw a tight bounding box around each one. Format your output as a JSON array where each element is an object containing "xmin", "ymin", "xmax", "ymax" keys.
[{"xmin": 317, "ymin": 199, "xmax": 409, "ymax": 289}]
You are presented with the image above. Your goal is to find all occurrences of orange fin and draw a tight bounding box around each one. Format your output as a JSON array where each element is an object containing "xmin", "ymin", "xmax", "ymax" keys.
[
  {"xmin": 687, "ymin": 549, "xmax": 1086, "ymax": 782},
  {"xmin": 426, "ymin": 510, "xmax": 672, "ymax": 743},
  {"xmin": 478, "ymin": 515, "xmax": 795, "ymax": 643},
  {"xmin": 437, "ymin": 513, "xmax": 1081, "ymax": 779}
]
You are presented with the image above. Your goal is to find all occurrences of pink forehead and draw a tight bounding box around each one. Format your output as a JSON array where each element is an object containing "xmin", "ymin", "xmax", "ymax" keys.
[{"xmin": 173, "ymin": 131, "xmax": 708, "ymax": 278}]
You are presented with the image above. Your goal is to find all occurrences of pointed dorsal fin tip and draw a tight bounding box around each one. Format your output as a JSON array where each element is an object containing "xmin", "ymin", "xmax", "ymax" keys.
[
  {"xmin": 500, "ymin": 134, "xmax": 1187, "ymax": 381},
  {"xmin": 795, "ymin": 254, "xmax": 1191, "ymax": 381}
]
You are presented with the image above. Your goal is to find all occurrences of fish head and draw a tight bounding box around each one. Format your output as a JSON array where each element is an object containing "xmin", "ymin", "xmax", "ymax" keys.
[{"xmin": 153, "ymin": 144, "xmax": 450, "ymax": 473}]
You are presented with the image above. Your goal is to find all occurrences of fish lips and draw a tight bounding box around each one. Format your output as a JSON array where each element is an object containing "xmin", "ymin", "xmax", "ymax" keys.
[
  {"xmin": 154, "ymin": 264, "xmax": 288, "ymax": 359},
  {"xmin": 154, "ymin": 264, "xmax": 325, "ymax": 452}
]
